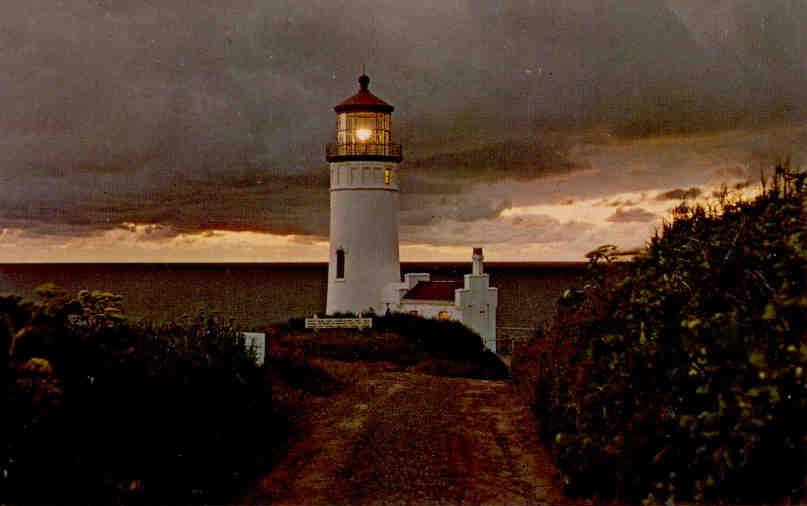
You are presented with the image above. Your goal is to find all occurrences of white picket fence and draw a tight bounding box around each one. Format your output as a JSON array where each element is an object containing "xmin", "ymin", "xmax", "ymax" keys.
[{"xmin": 304, "ymin": 315, "xmax": 373, "ymax": 330}]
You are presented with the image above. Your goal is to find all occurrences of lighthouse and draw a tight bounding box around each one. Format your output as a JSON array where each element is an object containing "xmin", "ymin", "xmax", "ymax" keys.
[{"xmin": 325, "ymin": 74, "xmax": 403, "ymax": 315}]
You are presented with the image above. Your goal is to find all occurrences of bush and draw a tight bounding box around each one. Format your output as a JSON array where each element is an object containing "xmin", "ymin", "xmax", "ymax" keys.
[
  {"xmin": 283, "ymin": 312, "xmax": 509, "ymax": 380},
  {"xmin": 375, "ymin": 312, "xmax": 488, "ymax": 360},
  {"xmin": 0, "ymin": 287, "xmax": 277, "ymax": 505},
  {"xmin": 375, "ymin": 312, "xmax": 509, "ymax": 379},
  {"xmin": 524, "ymin": 166, "xmax": 807, "ymax": 503}
]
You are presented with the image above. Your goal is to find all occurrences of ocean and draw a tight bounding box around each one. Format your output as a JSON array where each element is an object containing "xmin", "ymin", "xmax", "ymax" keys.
[{"xmin": 0, "ymin": 262, "xmax": 587, "ymax": 338}]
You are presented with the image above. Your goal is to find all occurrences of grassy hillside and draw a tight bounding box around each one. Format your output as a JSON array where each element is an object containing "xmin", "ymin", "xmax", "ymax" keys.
[{"xmin": 514, "ymin": 166, "xmax": 807, "ymax": 504}]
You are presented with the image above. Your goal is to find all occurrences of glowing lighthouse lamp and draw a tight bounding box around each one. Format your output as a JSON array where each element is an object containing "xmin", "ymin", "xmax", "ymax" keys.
[
  {"xmin": 325, "ymin": 74, "xmax": 403, "ymax": 315},
  {"xmin": 355, "ymin": 128, "xmax": 372, "ymax": 142}
]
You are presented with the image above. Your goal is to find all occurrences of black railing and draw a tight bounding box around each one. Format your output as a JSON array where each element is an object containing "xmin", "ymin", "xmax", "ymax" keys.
[{"xmin": 326, "ymin": 142, "xmax": 403, "ymax": 161}]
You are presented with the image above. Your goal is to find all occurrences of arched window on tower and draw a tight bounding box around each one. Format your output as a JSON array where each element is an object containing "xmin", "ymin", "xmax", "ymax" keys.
[{"xmin": 336, "ymin": 249, "xmax": 345, "ymax": 279}]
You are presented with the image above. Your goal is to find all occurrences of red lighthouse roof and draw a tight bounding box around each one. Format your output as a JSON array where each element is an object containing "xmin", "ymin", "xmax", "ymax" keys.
[
  {"xmin": 334, "ymin": 74, "xmax": 394, "ymax": 113},
  {"xmin": 402, "ymin": 280, "xmax": 464, "ymax": 302}
]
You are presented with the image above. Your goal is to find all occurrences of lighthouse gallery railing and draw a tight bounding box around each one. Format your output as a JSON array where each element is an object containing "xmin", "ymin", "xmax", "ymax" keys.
[{"xmin": 326, "ymin": 142, "xmax": 403, "ymax": 161}]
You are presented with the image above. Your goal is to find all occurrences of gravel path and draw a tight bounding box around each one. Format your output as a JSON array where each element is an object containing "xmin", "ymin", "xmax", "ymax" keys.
[{"xmin": 257, "ymin": 372, "xmax": 566, "ymax": 506}]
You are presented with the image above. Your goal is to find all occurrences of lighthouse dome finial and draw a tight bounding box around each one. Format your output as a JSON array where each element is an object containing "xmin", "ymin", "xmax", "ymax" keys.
[{"xmin": 333, "ymin": 73, "xmax": 393, "ymax": 113}]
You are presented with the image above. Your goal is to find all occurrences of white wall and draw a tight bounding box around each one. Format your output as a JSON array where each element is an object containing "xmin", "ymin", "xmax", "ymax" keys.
[
  {"xmin": 457, "ymin": 274, "xmax": 498, "ymax": 353},
  {"xmin": 383, "ymin": 270, "xmax": 498, "ymax": 353},
  {"xmin": 327, "ymin": 160, "xmax": 401, "ymax": 315},
  {"xmin": 398, "ymin": 300, "xmax": 461, "ymax": 321}
]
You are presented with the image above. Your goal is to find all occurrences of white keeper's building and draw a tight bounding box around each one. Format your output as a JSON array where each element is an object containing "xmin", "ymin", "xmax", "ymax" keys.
[
  {"xmin": 382, "ymin": 248, "xmax": 498, "ymax": 353},
  {"xmin": 324, "ymin": 74, "xmax": 498, "ymax": 352}
]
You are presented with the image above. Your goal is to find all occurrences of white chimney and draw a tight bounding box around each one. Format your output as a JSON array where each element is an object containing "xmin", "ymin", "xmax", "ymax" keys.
[{"xmin": 472, "ymin": 247, "xmax": 484, "ymax": 275}]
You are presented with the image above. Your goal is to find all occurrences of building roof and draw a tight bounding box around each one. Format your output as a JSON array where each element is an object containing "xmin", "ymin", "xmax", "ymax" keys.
[
  {"xmin": 402, "ymin": 280, "xmax": 464, "ymax": 302},
  {"xmin": 334, "ymin": 74, "xmax": 394, "ymax": 113}
]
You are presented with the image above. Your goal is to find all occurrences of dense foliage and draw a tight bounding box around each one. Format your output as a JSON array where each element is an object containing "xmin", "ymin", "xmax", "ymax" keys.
[
  {"xmin": 376, "ymin": 312, "xmax": 502, "ymax": 363},
  {"xmin": 518, "ymin": 167, "xmax": 807, "ymax": 504},
  {"xmin": 0, "ymin": 286, "xmax": 275, "ymax": 504},
  {"xmin": 288, "ymin": 312, "xmax": 508, "ymax": 379}
]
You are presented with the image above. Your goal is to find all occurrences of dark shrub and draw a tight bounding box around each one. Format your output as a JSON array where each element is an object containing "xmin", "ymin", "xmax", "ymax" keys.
[
  {"xmin": 281, "ymin": 312, "xmax": 508, "ymax": 380},
  {"xmin": 0, "ymin": 288, "xmax": 276, "ymax": 505},
  {"xmin": 375, "ymin": 312, "xmax": 509, "ymax": 379},
  {"xmin": 375, "ymin": 312, "xmax": 486, "ymax": 359},
  {"xmin": 523, "ymin": 166, "xmax": 807, "ymax": 504}
]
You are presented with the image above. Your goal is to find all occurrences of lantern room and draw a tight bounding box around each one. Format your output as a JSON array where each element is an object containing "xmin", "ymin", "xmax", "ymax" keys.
[{"xmin": 326, "ymin": 74, "xmax": 403, "ymax": 162}]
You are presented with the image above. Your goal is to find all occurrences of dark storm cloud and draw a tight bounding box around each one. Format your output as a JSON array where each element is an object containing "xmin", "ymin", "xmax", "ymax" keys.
[
  {"xmin": 403, "ymin": 213, "xmax": 595, "ymax": 247},
  {"xmin": 404, "ymin": 136, "xmax": 581, "ymax": 182},
  {"xmin": 3, "ymin": 171, "xmax": 331, "ymax": 238},
  {"xmin": 1, "ymin": 0, "xmax": 806, "ymax": 237},
  {"xmin": 81, "ymin": 171, "xmax": 333, "ymax": 237},
  {"xmin": 400, "ymin": 194, "xmax": 511, "ymax": 228},
  {"xmin": 656, "ymin": 187, "xmax": 702, "ymax": 200},
  {"xmin": 606, "ymin": 207, "xmax": 657, "ymax": 223}
]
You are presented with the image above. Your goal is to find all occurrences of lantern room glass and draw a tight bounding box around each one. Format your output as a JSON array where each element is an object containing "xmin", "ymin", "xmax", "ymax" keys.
[{"xmin": 336, "ymin": 111, "xmax": 391, "ymax": 145}]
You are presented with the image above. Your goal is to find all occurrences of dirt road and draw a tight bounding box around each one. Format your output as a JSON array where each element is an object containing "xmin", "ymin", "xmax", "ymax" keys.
[{"xmin": 258, "ymin": 372, "xmax": 566, "ymax": 506}]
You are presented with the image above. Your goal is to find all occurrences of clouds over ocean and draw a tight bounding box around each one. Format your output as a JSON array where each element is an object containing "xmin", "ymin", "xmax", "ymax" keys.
[{"xmin": 1, "ymin": 1, "xmax": 806, "ymax": 260}]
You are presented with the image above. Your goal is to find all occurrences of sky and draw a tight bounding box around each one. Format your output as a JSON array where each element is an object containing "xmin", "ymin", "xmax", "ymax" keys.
[{"xmin": 1, "ymin": 0, "xmax": 806, "ymax": 262}]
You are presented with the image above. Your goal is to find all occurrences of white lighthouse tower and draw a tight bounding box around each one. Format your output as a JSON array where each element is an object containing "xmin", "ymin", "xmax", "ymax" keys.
[{"xmin": 325, "ymin": 74, "xmax": 402, "ymax": 315}]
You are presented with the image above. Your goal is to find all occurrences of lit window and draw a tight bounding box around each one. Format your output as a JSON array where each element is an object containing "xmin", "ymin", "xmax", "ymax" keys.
[
  {"xmin": 336, "ymin": 249, "xmax": 345, "ymax": 279},
  {"xmin": 384, "ymin": 169, "xmax": 391, "ymax": 185},
  {"xmin": 438, "ymin": 311, "xmax": 451, "ymax": 320}
]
